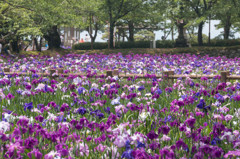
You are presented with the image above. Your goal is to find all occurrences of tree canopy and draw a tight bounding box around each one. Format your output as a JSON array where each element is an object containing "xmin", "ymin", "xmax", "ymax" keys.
[{"xmin": 0, "ymin": 0, "xmax": 240, "ymax": 50}]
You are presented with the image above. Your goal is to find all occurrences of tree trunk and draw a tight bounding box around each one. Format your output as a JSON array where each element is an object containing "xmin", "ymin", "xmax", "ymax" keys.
[
  {"xmin": 128, "ymin": 21, "xmax": 134, "ymax": 42},
  {"xmin": 92, "ymin": 31, "xmax": 97, "ymax": 43},
  {"xmin": 10, "ymin": 37, "xmax": 19, "ymax": 53},
  {"xmin": 32, "ymin": 38, "xmax": 35, "ymax": 51},
  {"xmin": 24, "ymin": 44, "xmax": 30, "ymax": 51},
  {"xmin": 34, "ymin": 38, "xmax": 39, "ymax": 51},
  {"xmin": 175, "ymin": 21, "xmax": 187, "ymax": 47},
  {"xmin": 89, "ymin": 23, "xmax": 98, "ymax": 50},
  {"xmin": 43, "ymin": 25, "xmax": 61, "ymax": 50},
  {"xmin": 122, "ymin": 30, "xmax": 125, "ymax": 42},
  {"xmin": 171, "ymin": 26, "xmax": 174, "ymax": 41},
  {"xmin": 89, "ymin": 32, "xmax": 97, "ymax": 50},
  {"xmin": 208, "ymin": 16, "xmax": 211, "ymax": 45},
  {"xmin": 117, "ymin": 32, "xmax": 121, "ymax": 42},
  {"xmin": 39, "ymin": 37, "xmax": 42, "ymax": 52},
  {"xmin": 109, "ymin": 22, "xmax": 114, "ymax": 48},
  {"xmin": 224, "ymin": 15, "xmax": 231, "ymax": 40},
  {"xmin": 198, "ymin": 22, "xmax": 204, "ymax": 46},
  {"xmin": 34, "ymin": 37, "xmax": 43, "ymax": 52}
]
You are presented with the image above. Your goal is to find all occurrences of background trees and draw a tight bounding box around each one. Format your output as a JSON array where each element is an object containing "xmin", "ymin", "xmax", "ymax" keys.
[
  {"xmin": 0, "ymin": 0, "xmax": 240, "ymax": 51},
  {"xmin": 214, "ymin": 0, "xmax": 240, "ymax": 40},
  {"xmin": 101, "ymin": 0, "xmax": 148, "ymax": 48}
]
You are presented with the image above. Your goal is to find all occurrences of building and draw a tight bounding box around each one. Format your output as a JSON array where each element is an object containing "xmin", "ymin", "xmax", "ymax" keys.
[{"xmin": 62, "ymin": 27, "xmax": 81, "ymax": 46}]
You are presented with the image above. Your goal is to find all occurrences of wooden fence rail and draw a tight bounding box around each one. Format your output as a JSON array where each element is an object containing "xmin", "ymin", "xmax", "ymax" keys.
[{"xmin": 1, "ymin": 67, "xmax": 238, "ymax": 83}]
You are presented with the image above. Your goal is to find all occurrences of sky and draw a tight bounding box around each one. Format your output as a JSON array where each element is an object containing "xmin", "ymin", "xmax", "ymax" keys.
[{"xmin": 80, "ymin": 20, "xmax": 240, "ymax": 42}]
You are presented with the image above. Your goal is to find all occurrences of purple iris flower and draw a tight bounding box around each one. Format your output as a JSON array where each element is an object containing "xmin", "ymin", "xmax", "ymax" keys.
[
  {"xmin": 77, "ymin": 87, "xmax": 85, "ymax": 95},
  {"xmin": 104, "ymin": 107, "xmax": 111, "ymax": 114},
  {"xmin": 196, "ymin": 99, "xmax": 205, "ymax": 109},
  {"xmin": 90, "ymin": 110, "xmax": 104, "ymax": 119},
  {"xmin": 44, "ymin": 84, "xmax": 48, "ymax": 92},
  {"xmin": 155, "ymin": 88, "xmax": 162, "ymax": 95},
  {"xmin": 215, "ymin": 93, "xmax": 225, "ymax": 103},
  {"xmin": 147, "ymin": 130, "xmax": 158, "ymax": 140},
  {"xmin": 77, "ymin": 107, "xmax": 87, "ymax": 115},
  {"xmin": 203, "ymin": 101, "xmax": 212, "ymax": 112},
  {"xmin": 16, "ymin": 89, "xmax": 22, "ymax": 94},
  {"xmin": 96, "ymin": 113, "xmax": 104, "ymax": 119},
  {"xmin": 136, "ymin": 140, "xmax": 145, "ymax": 149},
  {"xmin": 138, "ymin": 85, "xmax": 145, "ymax": 91},
  {"xmin": 121, "ymin": 149, "xmax": 133, "ymax": 159},
  {"xmin": 32, "ymin": 74, "xmax": 39, "ymax": 78},
  {"xmin": 121, "ymin": 140, "xmax": 133, "ymax": 159},
  {"xmin": 211, "ymin": 137, "xmax": 221, "ymax": 145},
  {"xmin": 24, "ymin": 102, "xmax": 33, "ymax": 111},
  {"xmin": 55, "ymin": 116, "xmax": 66, "ymax": 122},
  {"xmin": 37, "ymin": 104, "xmax": 44, "ymax": 109}
]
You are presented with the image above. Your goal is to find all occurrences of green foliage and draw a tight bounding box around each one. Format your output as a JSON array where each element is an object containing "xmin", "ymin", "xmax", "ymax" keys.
[
  {"xmin": 117, "ymin": 41, "xmax": 150, "ymax": 49},
  {"xmin": 101, "ymin": 0, "xmax": 148, "ymax": 48},
  {"xmin": 156, "ymin": 40, "xmax": 175, "ymax": 48},
  {"xmin": 191, "ymin": 39, "xmax": 240, "ymax": 47},
  {"xmin": 101, "ymin": 26, "xmax": 109, "ymax": 41},
  {"xmin": 134, "ymin": 30, "xmax": 155, "ymax": 41},
  {"xmin": 73, "ymin": 42, "xmax": 108, "ymax": 50},
  {"xmin": 189, "ymin": 34, "xmax": 209, "ymax": 44},
  {"xmin": 73, "ymin": 40, "xmax": 176, "ymax": 50},
  {"xmin": 73, "ymin": 39, "xmax": 240, "ymax": 50},
  {"xmin": 208, "ymin": 39, "xmax": 240, "ymax": 47},
  {"xmin": 0, "ymin": 1, "xmax": 40, "ymax": 40},
  {"xmin": 1, "ymin": 0, "xmax": 240, "ymax": 50}
]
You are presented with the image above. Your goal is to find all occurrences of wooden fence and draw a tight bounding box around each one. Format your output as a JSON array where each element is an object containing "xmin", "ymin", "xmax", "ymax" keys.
[{"xmin": 1, "ymin": 67, "xmax": 237, "ymax": 83}]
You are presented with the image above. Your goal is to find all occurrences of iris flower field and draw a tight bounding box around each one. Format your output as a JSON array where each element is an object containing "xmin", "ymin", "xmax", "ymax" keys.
[{"xmin": 0, "ymin": 53, "xmax": 240, "ymax": 159}]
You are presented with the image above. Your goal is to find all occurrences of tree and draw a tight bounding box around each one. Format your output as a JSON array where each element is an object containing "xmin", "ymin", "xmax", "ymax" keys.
[
  {"xmin": 102, "ymin": 0, "xmax": 146, "ymax": 48},
  {"xmin": 3, "ymin": 0, "xmax": 74, "ymax": 50},
  {"xmin": 182, "ymin": 0, "xmax": 218, "ymax": 46},
  {"xmin": 156, "ymin": 0, "xmax": 190, "ymax": 47},
  {"xmin": 0, "ymin": 0, "xmax": 41, "ymax": 52},
  {"xmin": 214, "ymin": 0, "xmax": 240, "ymax": 39},
  {"xmin": 118, "ymin": 1, "xmax": 159, "ymax": 42},
  {"xmin": 28, "ymin": 0, "xmax": 71, "ymax": 50},
  {"xmin": 134, "ymin": 30, "xmax": 155, "ymax": 41},
  {"xmin": 63, "ymin": 0, "xmax": 106, "ymax": 49},
  {"xmin": 84, "ymin": 2, "xmax": 105, "ymax": 49}
]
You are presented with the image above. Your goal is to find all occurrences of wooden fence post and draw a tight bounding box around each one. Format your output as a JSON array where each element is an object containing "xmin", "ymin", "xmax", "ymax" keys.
[
  {"xmin": 221, "ymin": 71, "xmax": 230, "ymax": 83},
  {"xmin": 3, "ymin": 68, "xmax": 10, "ymax": 73},
  {"xmin": 50, "ymin": 69, "xmax": 56, "ymax": 79},
  {"xmin": 106, "ymin": 70, "xmax": 113, "ymax": 77},
  {"xmin": 163, "ymin": 70, "xmax": 174, "ymax": 84},
  {"xmin": 57, "ymin": 68, "xmax": 64, "ymax": 74},
  {"xmin": 113, "ymin": 69, "xmax": 119, "ymax": 76},
  {"xmin": 168, "ymin": 70, "xmax": 174, "ymax": 84},
  {"xmin": 163, "ymin": 71, "xmax": 168, "ymax": 81}
]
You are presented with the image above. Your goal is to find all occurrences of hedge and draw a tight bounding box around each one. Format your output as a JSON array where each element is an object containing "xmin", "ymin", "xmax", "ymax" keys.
[
  {"xmin": 73, "ymin": 40, "xmax": 175, "ymax": 50},
  {"xmin": 191, "ymin": 39, "xmax": 240, "ymax": 47},
  {"xmin": 209, "ymin": 39, "xmax": 240, "ymax": 47},
  {"xmin": 72, "ymin": 42, "xmax": 108, "ymax": 50},
  {"xmin": 72, "ymin": 39, "xmax": 240, "ymax": 50}
]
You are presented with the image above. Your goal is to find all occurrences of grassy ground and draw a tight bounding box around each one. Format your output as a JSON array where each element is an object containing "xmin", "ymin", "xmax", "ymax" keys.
[{"xmin": 14, "ymin": 45, "xmax": 240, "ymax": 57}]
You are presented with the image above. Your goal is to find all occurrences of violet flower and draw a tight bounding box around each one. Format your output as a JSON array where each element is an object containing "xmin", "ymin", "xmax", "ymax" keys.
[
  {"xmin": 24, "ymin": 102, "xmax": 33, "ymax": 111},
  {"xmin": 147, "ymin": 130, "xmax": 158, "ymax": 140}
]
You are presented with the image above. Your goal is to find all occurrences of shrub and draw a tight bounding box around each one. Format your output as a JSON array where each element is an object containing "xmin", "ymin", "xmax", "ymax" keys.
[
  {"xmin": 116, "ymin": 41, "xmax": 151, "ymax": 49},
  {"xmin": 116, "ymin": 41, "xmax": 136, "ymax": 49},
  {"xmin": 209, "ymin": 39, "xmax": 240, "ymax": 47},
  {"xmin": 156, "ymin": 40, "xmax": 175, "ymax": 48},
  {"xmin": 73, "ymin": 42, "xmax": 108, "ymax": 50},
  {"xmin": 191, "ymin": 39, "xmax": 240, "ymax": 47},
  {"xmin": 72, "ymin": 39, "xmax": 239, "ymax": 50}
]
